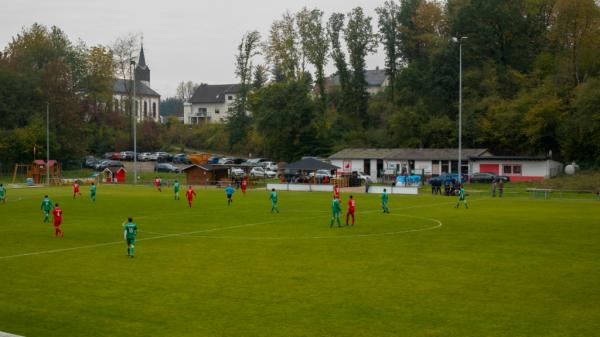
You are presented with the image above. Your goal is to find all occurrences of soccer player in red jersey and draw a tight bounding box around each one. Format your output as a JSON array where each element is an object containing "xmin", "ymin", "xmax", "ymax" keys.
[
  {"xmin": 186, "ymin": 185, "xmax": 197, "ymax": 208},
  {"xmin": 154, "ymin": 176, "xmax": 162, "ymax": 192},
  {"xmin": 72, "ymin": 181, "xmax": 82, "ymax": 198},
  {"xmin": 333, "ymin": 183, "xmax": 341, "ymax": 200},
  {"xmin": 241, "ymin": 179, "xmax": 248, "ymax": 195},
  {"xmin": 346, "ymin": 195, "xmax": 356, "ymax": 226},
  {"xmin": 52, "ymin": 203, "xmax": 64, "ymax": 237}
]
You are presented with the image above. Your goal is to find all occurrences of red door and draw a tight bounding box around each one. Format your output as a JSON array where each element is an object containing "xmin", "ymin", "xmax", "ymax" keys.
[{"xmin": 480, "ymin": 164, "xmax": 500, "ymax": 174}]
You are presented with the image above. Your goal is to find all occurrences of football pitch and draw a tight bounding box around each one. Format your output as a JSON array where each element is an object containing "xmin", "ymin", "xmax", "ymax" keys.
[{"xmin": 0, "ymin": 185, "xmax": 598, "ymax": 337}]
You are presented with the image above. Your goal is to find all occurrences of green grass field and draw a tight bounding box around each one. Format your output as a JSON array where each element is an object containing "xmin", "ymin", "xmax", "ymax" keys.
[{"xmin": 0, "ymin": 184, "xmax": 599, "ymax": 337}]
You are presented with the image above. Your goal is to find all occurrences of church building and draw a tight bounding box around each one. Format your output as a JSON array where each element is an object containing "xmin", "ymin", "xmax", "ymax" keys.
[{"xmin": 113, "ymin": 44, "xmax": 161, "ymax": 122}]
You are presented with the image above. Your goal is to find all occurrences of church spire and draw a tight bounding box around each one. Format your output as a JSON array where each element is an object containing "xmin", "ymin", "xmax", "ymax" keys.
[
  {"xmin": 135, "ymin": 37, "xmax": 150, "ymax": 83},
  {"xmin": 138, "ymin": 40, "xmax": 146, "ymax": 67}
]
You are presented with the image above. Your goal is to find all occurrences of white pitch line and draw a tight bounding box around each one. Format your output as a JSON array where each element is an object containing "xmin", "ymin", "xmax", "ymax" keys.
[
  {"xmin": 183, "ymin": 214, "xmax": 443, "ymax": 240},
  {"xmin": 0, "ymin": 198, "xmax": 477, "ymax": 260},
  {"xmin": 0, "ymin": 220, "xmax": 277, "ymax": 260},
  {"xmin": 0, "ymin": 331, "xmax": 25, "ymax": 337}
]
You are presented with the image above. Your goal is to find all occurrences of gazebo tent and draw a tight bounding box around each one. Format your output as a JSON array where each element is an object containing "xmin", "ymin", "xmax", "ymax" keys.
[
  {"xmin": 284, "ymin": 158, "xmax": 340, "ymax": 184},
  {"xmin": 284, "ymin": 157, "xmax": 339, "ymax": 171}
]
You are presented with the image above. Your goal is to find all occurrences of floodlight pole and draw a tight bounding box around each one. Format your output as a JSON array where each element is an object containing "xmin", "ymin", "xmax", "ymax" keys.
[
  {"xmin": 46, "ymin": 102, "xmax": 50, "ymax": 186},
  {"xmin": 131, "ymin": 60, "xmax": 138, "ymax": 185},
  {"xmin": 454, "ymin": 36, "xmax": 467, "ymax": 184}
]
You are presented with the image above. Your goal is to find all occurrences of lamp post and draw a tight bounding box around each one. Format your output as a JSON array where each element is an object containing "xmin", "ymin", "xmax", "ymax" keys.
[
  {"xmin": 453, "ymin": 36, "xmax": 467, "ymax": 183},
  {"xmin": 130, "ymin": 59, "xmax": 138, "ymax": 185},
  {"xmin": 46, "ymin": 102, "xmax": 50, "ymax": 186}
]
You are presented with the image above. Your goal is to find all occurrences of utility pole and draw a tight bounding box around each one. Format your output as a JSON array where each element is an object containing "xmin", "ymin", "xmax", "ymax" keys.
[
  {"xmin": 131, "ymin": 59, "xmax": 138, "ymax": 185},
  {"xmin": 453, "ymin": 36, "xmax": 467, "ymax": 184},
  {"xmin": 46, "ymin": 102, "xmax": 50, "ymax": 186}
]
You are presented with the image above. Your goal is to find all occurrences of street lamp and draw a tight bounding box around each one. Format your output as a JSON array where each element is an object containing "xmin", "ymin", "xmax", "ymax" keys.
[
  {"xmin": 452, "ymin": 36, "xmax": 467, "ymax": 184},
  {"xmin": 46, "ymin": 102, "xmax": 50, "ymax": 186},
  {"xmin": 130, "ymin": 59, "xmax": 138, "ymax": 185}
]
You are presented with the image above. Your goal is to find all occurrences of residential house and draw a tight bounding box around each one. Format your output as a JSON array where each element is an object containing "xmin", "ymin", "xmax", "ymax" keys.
[{"xmin": 184, "ymin": 84, "xmax": 240, "ymax": 124}]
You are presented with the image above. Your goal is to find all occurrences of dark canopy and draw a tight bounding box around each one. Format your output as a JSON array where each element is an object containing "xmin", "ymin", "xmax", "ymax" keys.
[{"xmin": 284, "ymin": 158, "xmax": 339, "ymax": 171}]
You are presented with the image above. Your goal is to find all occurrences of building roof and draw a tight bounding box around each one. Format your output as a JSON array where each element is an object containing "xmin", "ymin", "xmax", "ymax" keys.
[
  {"xmin": 284, "ymin": 157, "xmax": 340, "ymax": 171},
  {"xmin": 138, "ymin": 44, "xmax": 147, "ymax": 67},
  {"xmin": 329, "ymin": 148, "xmax": 490, "ymax": 161},
  {"xmin": 470, "ymin": 155, "xmax": 549, "ymax": 161},
  {"xmin": 328, "ymin": 69, "xmax": 387, "ymax": 87},
  {"xmin": 181, "ymin": 164, "xmax": 230, "ymax": 172},
  {"xmin": 103, "ymin": 166, "xmax": 126, "ymax": 173},
  {"xmin": 113, "ymin": 79, "xmax": 160, "ymax": 97},
  {"xmin": 329, "ymin": 148, "xmax": 397, "ymax": 160},
  {"xmin": 190, "ymin": 84, "xmax": 240, "ymax": 104}
]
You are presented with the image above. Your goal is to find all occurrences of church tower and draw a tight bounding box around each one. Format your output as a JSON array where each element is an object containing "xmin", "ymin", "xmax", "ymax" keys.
[{"xmin": 135, "ymin": 44, "xmax": 150, "ymax": 85}]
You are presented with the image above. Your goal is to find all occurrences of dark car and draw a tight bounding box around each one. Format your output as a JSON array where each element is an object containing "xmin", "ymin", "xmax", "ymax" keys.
[
  {"xmin": 97, "ymin": 160, "xmax": 124, "ymax": 171},
  {"xmin": 470, "ymin": 172, "xmax": 510, "ymax": 183},
  {"xmin": 155, "ymin": 152, "xmax": 173, "ymax": 163},
  {"xmin": 154, "ymin": 163, "xmax": 180, "ymax": 173},
  {"xmin": 172, "ymin": 153, "xmax": 191, "ymax": 164},
  {"xmin": 83, "ymin": 156, "xmax": 99, "ymax": 169},
  {"xmin": 207, "ymin": 156, "xmax": 220, "ymax": 164}
]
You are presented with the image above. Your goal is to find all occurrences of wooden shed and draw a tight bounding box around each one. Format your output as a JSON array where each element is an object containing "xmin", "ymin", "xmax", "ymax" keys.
[
  {"xmin": 29, "ymin": 160, "xmax": 61, "ymax": 184},
  {"xmin": 103, "ymin": 167, "xmax": 127, "ymax": 183},
  {"xmin": 182, "ymin": 164, "xmax": 229, "ymax": 185}
]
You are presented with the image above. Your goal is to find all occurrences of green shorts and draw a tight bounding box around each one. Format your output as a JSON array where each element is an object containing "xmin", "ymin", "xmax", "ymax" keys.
[{"xmin": 126, "ymin": 238, "xmax": 136, "ymax": 246}]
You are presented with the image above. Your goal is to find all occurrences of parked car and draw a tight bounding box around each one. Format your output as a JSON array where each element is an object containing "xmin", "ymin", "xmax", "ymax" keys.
[
  {"xmin": 83, "ymin": 156, "xmax": 99, "ymax": 169},
  {"xmin": 230, "ymin": 167, "xmax": 245, "ymax": 178},
  {"xmin": 250, "ymin": 167, "xmax": 276, "ymax": 178},
  {"xmin": 427, "ymin": 173, "xmax": 460, "ymax": 186},
  {"xmin": 146, "ymin": 152, "xmax": 159, "ymax": 161},
  {"xmin": 207, "ymin": 156, "xmax": 220, "ymax": 164},
  {"xmin": 470, "ymin": 172, "xmax": 510, "ymax": 183},
  {"xmin": 246, "ymin": 158, "xmax": 267, "ymax": 165},
  {"xmin": 354, "ymin": 171, "xmax": 371, "ymax": 182},
  {"xmin": 172, "ymin": 153, "xmax": 191, "ymax": 164},
  {"xmin": 155, "ymin": 152, "xmax": 173, "ymax": 162},
  {"xmin": 97, "ymin": 160, "xmax": 124, "ymax": 171},
  {"xmin": 260, "ymin": 161, "xmax": 278, "ymax": 171},
  {"xmin": 120, "ymin": 151, "xmax": 135, "ymax": 161},
  {"xmin": 308, "ymin": 169, "xmax": 333, "ymax": 179},
  {"xmin": 154, "ymin": 163, "xmax": 180, "ymax": 173},
  {"xmin": 103, "ymin": 152, "xmax": 122, "ymax": 160}
]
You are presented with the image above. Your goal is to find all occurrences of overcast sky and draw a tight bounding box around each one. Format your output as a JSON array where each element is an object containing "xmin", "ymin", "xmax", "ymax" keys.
[{"xmin": 2, "ymin": 0, "xmax": 386, "ymax": 97}]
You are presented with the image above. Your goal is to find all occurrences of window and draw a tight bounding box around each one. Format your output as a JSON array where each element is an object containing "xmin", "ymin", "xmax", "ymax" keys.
[
  {"xmin": 114, "ymin": 99, "xmax": 119, "ymax": 112},
  {"xmin": 215, "ymin": 109, "xmax": 220, "ymax": 114},
  {"xmin": 143, "ymin": 101, "xmax": 147, "ymax": 114},
  {"xmin": 152, "ymin": 102, "xmax": 157, "ymax": 117},
  {"xmin": 503, "ymin": 164, "xmax": 522, "ymax": 175},
  {"xmin": 228, "ymin": 95, "xmax": 233, "ymax": 100},
  {"xmin": 198, "ymin": 108, "xmax": 207, "ymax": 113}
]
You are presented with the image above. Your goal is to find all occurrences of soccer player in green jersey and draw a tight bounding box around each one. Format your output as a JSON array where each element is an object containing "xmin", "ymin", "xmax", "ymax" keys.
[
  {"xmin": 90, "ymin": 182, "xmax": 97, "ymax": 202},
  {"xmin": 381, "ymin": 189, "xmax": 390, "ymax": 213},
  {"xmin": 123, "ymin": 217, "xmax": 138, "ymax": 258},
  {"xmin": 330, "ymin": 196, "xmax": 342, "ymax": 228},
  {"xmin": 0, "ymin": 183, "xmax": 6, "ymax": 204},
  {"xmin": 41, "ymin": 195, "xmax": 53, "ymax": 223},
  {"xmin": 456, "ymin": 185, "xmax": 468, "ymax": 209},
  {"xmin": 173, "ymin": 180, "xmax": 181, "ymax": 200},
  {"xmin": 270, "ymin": 188, "xmax": 279, "ymax": 213}
]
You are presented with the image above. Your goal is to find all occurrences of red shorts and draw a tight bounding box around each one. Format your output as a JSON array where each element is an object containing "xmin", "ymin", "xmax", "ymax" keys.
[
  {"xmin": 347, "ymin": 209, "xmax": 355, "ymax": 214},
  {"xmin": 74, "ymin": 188, "xmax": 80, "ymax": 193},
  {"xmin": 53, "ymin": 218, "xmax": 62, "ymax": 226}
]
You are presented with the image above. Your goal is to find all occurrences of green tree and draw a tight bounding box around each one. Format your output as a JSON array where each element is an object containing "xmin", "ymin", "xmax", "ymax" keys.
[
  {"xmin": 297, "ymin": 8, "xmax": 329, "ymax": 109},
  {"xmin": 345, "ymin": 7, "xmax": 378, "ymax": 127}
]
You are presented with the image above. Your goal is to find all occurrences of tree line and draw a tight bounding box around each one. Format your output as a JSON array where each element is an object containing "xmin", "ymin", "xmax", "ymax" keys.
[
  {"xmin": 222, "ymin": 0, "xmax": 600, "ymax": 165},
  {"xmin": 1, "ymin": 0, "xmax": 600, "ymax": 170}
]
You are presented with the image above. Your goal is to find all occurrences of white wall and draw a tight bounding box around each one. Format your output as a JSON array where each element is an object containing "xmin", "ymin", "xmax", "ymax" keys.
[
  {"xmin": 472, "ymin": 160, "xmax": 559, "ymax": 178},
  {"xmin": 114, "ymin": 94, "xmax": 160, "ymax": 122},
  {"xmin": 414, "ymin": 160, "xmax": 432, "ymax": 175},
  {"xmin": 185, "ymin": 94, "xmax": 238, "ymax": 124}
]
